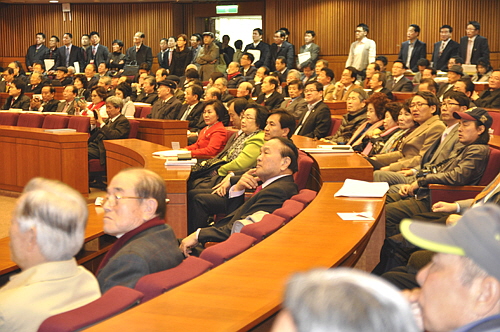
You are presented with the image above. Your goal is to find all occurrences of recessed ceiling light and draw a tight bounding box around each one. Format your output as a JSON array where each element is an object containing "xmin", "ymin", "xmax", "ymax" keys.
[{"xmin": 49, "ymin": 0, "xmax": 59, "ymax": 3}]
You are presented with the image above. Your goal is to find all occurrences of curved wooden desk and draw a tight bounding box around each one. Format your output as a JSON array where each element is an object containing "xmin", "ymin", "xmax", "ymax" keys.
[{"xmin": 87, "ymin": 182, "xmax": 385, "ymax": 332}]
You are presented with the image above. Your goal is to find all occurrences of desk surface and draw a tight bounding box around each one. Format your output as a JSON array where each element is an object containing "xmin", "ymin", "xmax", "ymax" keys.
[{"xmin": 87, "ymin": 182, "xmax": 385, "ymax": 332}]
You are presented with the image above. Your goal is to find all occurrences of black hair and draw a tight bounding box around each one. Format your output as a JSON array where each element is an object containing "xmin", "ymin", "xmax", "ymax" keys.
[
  {"xmin": 116, "ymin": 82, "xmax": 133, "ymax": 98},
  {"xmin": 242, "ymin": 52, "xmax": 254, "ymax": 64},
  {"xmin": 357, "ymin": 23, "xmax": 369, "ymax": 33},
  {"xmin": 271, "ymin": 109, "xmax": 296, "ymax": 139},
  {"xmin": 440, "ymin": 24, "xmax": 453, "ymax": 33},
  {"xmin": 409, "ymin": 24, "xmax": 421, "ymax": 34}
]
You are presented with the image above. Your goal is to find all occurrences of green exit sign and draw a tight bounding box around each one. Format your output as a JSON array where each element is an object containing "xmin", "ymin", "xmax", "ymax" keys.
[{"xmin": 216, "ymin": 5, "xmax": 238, "ymax": 14}]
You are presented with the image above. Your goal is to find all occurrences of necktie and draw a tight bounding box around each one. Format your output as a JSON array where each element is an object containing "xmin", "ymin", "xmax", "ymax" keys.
[
  {"xmin": 62, "ymin": 102, "xmax": 69, "ymax": 113},
  {"xmin": 466, "ymin": 39, "xmax": 473, "ymax": 65},
  {"xmin": 181, "ymin": 105, "xmax": 192, "ymax": 121},
  {"xmin": 168, "ymin": 50, "xmax": 173, "ymax": 66},
  {"xmin": 286, "ymin": 99, "xmax": 292, "ymax": 107},
  {"xmin": 66, "ymin": 47, "xmax": 70, "ymax": 66},
  {"xmin": 251, "ymin": 185, "xmax": 263, "ymax": 197},
  {"xmin": 92, "ymin": 46, "xmax": 96, "ymax": 56},
  {"xmin": 294, "ymin": 107, "xmax": 312, "ymax": 135},
  {"xmin": 439, "ymin": 41, "xmax": 446, "ymax": 56}
]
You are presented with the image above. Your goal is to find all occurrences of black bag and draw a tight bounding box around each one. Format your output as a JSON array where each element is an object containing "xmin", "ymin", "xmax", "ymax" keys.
[
  {"xmin": 189, "ymin": 158, "xmax": 227, "ymax": 180},
  {"xmin": 122, "ymin": 61, "xmax": 139, "ymax": 76}
]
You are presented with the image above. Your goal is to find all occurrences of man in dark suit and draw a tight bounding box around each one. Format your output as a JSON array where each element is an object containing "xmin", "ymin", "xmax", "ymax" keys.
[
  {"xmin": 255, "ymin": 76, "xmax": 284, "ymax": 111},
  {"xmin": 472, "ymin": 69, "xmax": 500, "ymax": 109},
  {"xmin": 281, "ymin": 80, "xmax": 307, "ymax": 119},
  {"xmin": 1, "ymin": 80, "xmax": 30, "ymax": 110},
  {"xmin": 239, "ymin": 52, "xmax": 257, "ymax": 81},
  {"xmin": 294, "ymin": 81, "xmax": 331, "ymax": 139},
  {"xmin": 269, "ymin": 30, "xmax": 294, "ymax": 71},
  {"xmin": 297, "ymin": 30, "xmax": 320, "ymax": 70},
  {"xmin": 97, "ymin": 168, "xmax": 184, "ymax": 293},
  {"xmin": 135, "ymin": 76, "xmax": 158, "ymax": 105},
  {"xmin": 55, "ymin": 33, "xmax": 85, "ymax": 72},
  {"xmin": 369, "ymin": 72, "xmax": 394, "ymax": 100},
  {"xmin": 56, "ymin": 85, "xmax": 78, "ymax": 114},
  {"xmin": 398, "ymin": 24, "xmax": 427, "ymax": 72},
  {"xmin": 431, "ymin": 25, "xmax": 460, "ymax": 71},
  {"xmin": 437, "ymin": 65, "xmax": 464, "ymax": 100},
  {"xmin": 86, "ymin": 31, "xmax": 109, "ymax": 67},
  {"xmin": 30, "ymin": 85, "xmax": 59, "ymax": 112},
  {"xmin": 26, "ymin": 72, "xmax": 44, "ymax": 94},
  {"xmin": 274, "ymin": 56, "xmax": 289, "ymax": 84},
  {"xmin": 180, "ymin": 137, "xmax": 299, "ymax": 255},
  {"xmin": 176, "ymin": 84, "xmax": 205, "ymax": 129},
  {"xmin": 243, "ymin": 28, "xmax": 270, "ymax": 68},
  {"xmin": 25, "ymin": 32, "xmax": 48, "ymax": 72},
  {"xmin": 157, "ymin": 38, "xmax": 169, "ymax": 70},
  {"xmin": 147, "ymin": 80, "xmax": 181, "ymax": 119},
  {"xmin": 459, "ymin": 21, "xmax": 490, "ymax": 65},
  {"xmin": 387, "ymin": 60, "xmax": 413, "ymax": 92},
  {"xmin": 125, "ymin": 31, "xmax": 153, "ymax": 68}
]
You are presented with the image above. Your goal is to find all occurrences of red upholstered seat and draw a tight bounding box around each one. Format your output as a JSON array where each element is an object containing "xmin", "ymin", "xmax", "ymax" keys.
[
  {"xmin": 272, "ymin": 200, "xmax": 306, "ymax": 224},
  {"xmin": 42, "ymin": 114, "xmax": 69, "ymax": 129},
  {"xmin": 241, "ymin": 214, "xmax": 287, "ymax": 243},
  {"xmin": 479, "ymin": 147, "xmax": 500, "ymax": 186},
  {"xmin": 17, "ymin": 113, "xmax": 44, "ymax": 128},
  {"xmin": 134, "ymin": 256, "xmax": 213, "ymax": 302},
  {"xmin": 329, "ymin": 116, "xmax": 342, "ymax": 136},
  {"xmin": 0, "ymin": 112, "xmax": 19, "ymax": 125},
  {"xmin": 128, "ymin": 119, "xmax": 139, "ymax": 138},
  {"xmin": 294, "ymin": 151, "xmax": 314, "ymax": 191},
  {"xmin": 200, "ymin": 233, "xmax": 257, "ymax": 267},
  {"xmin": 67, "ymin": 116, "xmax": 90, "ymax": 133},
  {"xmin": 140, "ymin": 106, "xmax": 152, "ymax": 118},
  {"xmin": 290, "ymin": 189, "xmax": 317, "ymax": 206},
  {"xmin": 37, "ymin": 286, "xmax": 143, "ymax": 332},
  {"xmin": 133, "ymin": 106, "xmax": 143, "ymax": 118}
]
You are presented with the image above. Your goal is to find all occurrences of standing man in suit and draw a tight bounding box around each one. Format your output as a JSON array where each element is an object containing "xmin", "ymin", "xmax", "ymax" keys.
[
  {"xmin": 56, "ymin": 33, "xmax": 84, "ymax": 72},
  {"xmin": 333, "ymin": 67, "xmax": 362, "ymax": 100},
  {"xmin": 97, "ymin": 168, "xmax": 184, "ymax": 293},
  {"xmin": 270, "ymin": 30, "xmax": 294, "ymax": 71},
  {"xmin": 157, "ymin": 38, "xmax": 169, "ymax": 70},
  {"xmin": 281, "ymin": 80, "xmax": 306, "ymax": 119},
  {"xmin": 86, "ymin": 31, "xmax": 108, "ymax": 67},
  {"xmin": 25, "ymin": 32, "xmax": 48, "ymax": 72},
  {"xmin": 244, "ymin": 28, "xmax": 270, "ymax": 69},
  {"xmin": 346, "ymin": 23, "xmax": 376, "ymax": 77},
  {"xmin": 297, "ymin": 30, "xmax": 320, "ymax": 70},
  {"xmin": 460, "ymin": 21, "xmax": 490, "ymax": 65},
  {"xmin": 256, "ymin": 76, "xmax": 284, "ymax": 110},
  {"xmin": 147, "ymin": 80, "xmax": 182, "ymax": 119},
  {"xmin": 431, "ymin": 25, "xmax": 460, "ymax": 71},
  {"xmin": 387, "ymin": 60, "xmax": 413, "ymax": 92},
  {"xmin": 125, "ymin": 31, "xmax": 153, "ymax": 68},
  {"xmin": 294, "ymin": 81, "xmax": 331, "ymax": 139},
  {"xmin": 398, "ymin": 24, "xmax": 427, "ymax": 73},
  {"xmin": 180, "ymin": 137, "xmax": 299, "ymax": 255},
  {"xmin": 189, "ymin": 34, "xmax": 202, "ymax": 66}
]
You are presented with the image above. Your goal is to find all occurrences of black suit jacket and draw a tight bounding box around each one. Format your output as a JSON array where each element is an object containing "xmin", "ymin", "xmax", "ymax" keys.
[
  {"xmin": 88, "ymin": 114, "xmax": 130, "ymax": 164},
  {"xmin": 40, "ymin": 99, "xmax": 60, "ymax": 113},
  {"xmin": 157, "ymin": 51, "xmax": 169, "ymax": 69},
  {"xmin": 135, "ymin": 92, "xmax": 158, "ymax": 105},
  {"xmin": 243, "ymin": 41, "xmax": 270, "ymax": 68},
  {"xmin": 125, "ymin": 44, "xmax": 153, "ymax": 67},
  {"xmin": 255, "ymin": 91, "xmax": 285, "ymax": 111},
  {"xmin": 86, "ymin": 44, "xmax": 109, "ymax": 66},
  {"xmin": 198, "ymin": 175, "xmax": 298, "ymax": 243},
  {"xmin": 25, "ymin": 44, "xmax": 48, "ymax": 69},
  {"xmin": 388, "ymin": 76, "xmax": 413, "ymax": 92},
  {"xmin": 459, "ymin": 35, "xmax": 490, "ymax": 64},
  {"xmin": 398, "ymin": 39, "xmax": 427, "ymax": 72},
  {"xmin": 147, "ymin": 97, "xmax": 182, "ymax": 119},
  {"xmin": 2, "ymin": 95, "xmax": 30, "ymax": 110},
  {"xmin": 432, "ymin": 39, "xmax": 459, "ymax": 71},
  {"xmin": 296, "ymin": 101, "xmax": 332, "ymax": 139},
  {"xmin": 240, "ymin": 66, "xmax": 257, "ymax": 81},
  {"xmin": 176, "ymin": 102, "xmax": 205, "ymax": 129},
  {"xmin": 55, "ymin": 45, "xmax": 85, "ymax": 71},
  {"xmin": 369, "ymin": 88, "xmax": 394, "ymax": 101},
  {"xmin": 269, "ymin": 41, "xmax": 295, "ymax": 71}
]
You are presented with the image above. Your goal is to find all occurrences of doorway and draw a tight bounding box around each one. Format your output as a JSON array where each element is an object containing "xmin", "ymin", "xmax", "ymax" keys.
[{"xmin": 212, "ymin": 15, "xmax": 262, "ymax": 47}]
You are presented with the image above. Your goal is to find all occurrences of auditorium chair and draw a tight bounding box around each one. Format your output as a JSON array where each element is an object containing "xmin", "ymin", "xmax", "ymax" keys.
[
  {"xmin": 328, "ymin": 116, "xmax": 342, "ymax": 136},
  {"xmin": 290, "ymin": 189, "xmax": 318, "ymax": 206},
  {"xmin": 294, "ymin": 151, "xmax": 315, "ymax": 191},
  {"xmin": 42, "ymin": 114, "xmax": 70, "ymax": 129},
  {"xmin": 37, "ymin": 286, "xmax": 144, "ymax": 332},
  {"xmin": 139, "ymin": 106, "xmax": 152, "ymax": 118},
  {"xmin": 134, "ymin": 256, "xmax": 213, "ymax": 302},
  {"xmin": 200, "ymin": 233, "xmax": 257, "ymax": 267},
  {"xmin": 271, "ymin": 199, "xmax": 306, "ymax": 224},
  {"xmin": 133, "ymin": 106, "xmax": 143, "ymax": 118},
  {"xmin": 67, "ymin": 116, "xmax": 90, "ymax": 133},
  {"xmin": 17, "ymin": 113, "xmax": 44, "ymax": 128},
  {"xmin": 0, "ymin": 112, "xmax": 19, "ymax": 125},
  {"xmin": 128, "ymin": 119, "xmax": 139, "ymax": 138},
  {"xmin": 240, "ymin": 214, "xmax": 288, "ymax": 244}
]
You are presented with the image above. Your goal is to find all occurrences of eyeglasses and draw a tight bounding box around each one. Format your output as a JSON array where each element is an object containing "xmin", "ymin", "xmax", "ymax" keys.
[
  {"xmin": 98, "ymin": 194, "xmax": 143, "ymax": 207},
  {"xmin": 409, "ymin": 102, "xmax": 429, "ymax": 109},
  {"xmin": 304, "ymin": 89, "xmax": 318, "ymax": 93},
  {"xmin": 441, "ymin": 102, "xmax": 460, "ymax": 108}
]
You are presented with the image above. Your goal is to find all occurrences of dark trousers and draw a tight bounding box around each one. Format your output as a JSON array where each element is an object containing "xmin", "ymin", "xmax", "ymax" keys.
[{"xmin": 385, "ymin": 193, "xmax": 431, "ymax": 238}]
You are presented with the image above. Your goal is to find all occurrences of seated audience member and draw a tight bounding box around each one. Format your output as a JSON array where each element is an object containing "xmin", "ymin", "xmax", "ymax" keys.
[
  {"xmin": 155, "ymin": 68, "xmax": 168, "ymax": 83},
  {"xmin": 107, "ymin": 39, "xmax": 126, "ymax": 71},
  {"xmin": 301, "ymin": 63, "xmax": 316, "ymax": 85},
  {"xmin": 417, "ymin": 78, "xmax": 439, "ymax": 94},
  {"xmin": 1, "ymin": 80, "xmax": 30, "ymax": 110},
  {"xmin": 97, "ymin": 76, "xmax": 114, "ymax": 97},
  {"xmin": 180, "ymin": 137, "xmax": 299, "ymax": 254},
  {"xmin": 314, "ymin": 59, "xmax": 328, "ymax": 78},
  {"xmin": 294, "ymin": 81, "xmax": 331, "ymax": 139},
  {"xmin": 348, "ymin": 92, "xmax": 389, "ymax": 150},
  {"xmin": 271, "ymin": 268, "xmax": 419, "ymax": 332},
  {"xmin": 73, "ymin": 74, "xmax": 90, "ymax": 101},
  {"xmin": 56, "ymin": 85, "xmax": 78, "ymax": 114},
  {"xmin": 383, "ymin": 107, "xmax": 491, "ymax": 237},
  {"xmin": 166, "ymin": 74, "xmax": 184, "ymax": 102},
  {"xmin": 362, "ymin": 102, "xmax": 406, "ymax": 156},
  {"xmin": 375, "ymin": 55, "xmax": 389, "ymax": 76},
  {"xmin": 26, "ymin": 72, "xmax": 44, "ymax": 94},
  {"xmin": 274, "ymin": 56, "xmax": 289, "ymax": 85},
  {"xmin": 227, "ymin": 98, "xmax": 248, "ymax": 129},
  {"xmin": 283, "ymin": 69, "xmax": 301, "ymax": 97},
  {"xmin": 176, "ymin": 84, "xmax": 205, "ymax": 129},
  {"xmin": 0, "ymin": 178, "xmax": 100, "ymax": 332},
  {"xmin": 281, "ymin": 80, "xmax": 306, "ymax": 119},
  {"xmin": 370, "ymin": 92, "xmax": 445, "ymax": 171},
  {"xmin": 471, "ymin": 69, "xmax": 500, "ymax": 109},
  {"xmin": 213, "ymin": 77, "xmax": 234, "ymax": 103},
  {"xmin": 184, "ymin": 100, "xmax": 227, "ymax": 157},
  {"xmin": 114, "ymin": 82, "xmax": 135, "ymax": 117},
  {"xmin": 256, "ymin": 76, "xmax": 285, "ymax": 110},
  {"xmin": 251, "ymin": 66, "xmax": 269, "ymax": 97},
  {"xmin": 8, "ymin": 61, "xmax": 27, "ymax": 83},
  {"xmin": 362, "ymin": 62, "xmax": 380, "ymax": 89},
  {"xmin": 147, "ymin": 80, "xmax": 181, "ymax": 119},
  {"xmin": 30, "ymin": 85, "xmax": 59, "ymax": 112},
  {"xmin": 135, "ymin": 76, "xmax": 158, "ymax": 105},
  {"xmin": 333, "ymin": 66, "xmax": 361, "ymax": 100},
  {"xmin": 239, "ymin": 52, "xmax": 257, "ymax": 81},
  {"xmin": 226, "ymin": 62, "xmax": 244, "ymax": 88},
  {"xmin": 412, "ymin": 58, "xmax": 430, "ymax": 84},
  {"xmin": 52, "ymin": 66, "xmax": 73, "ymax": 86},
  {"xmin": 374, "ymin": 91, "xmax": 467, "ymax": 188},
  {"xmin": 83, "ymin": 63, "xmax": 99, "ymax": 90},
  {"xmin": 471, "ymin": 58, "xmax": 493, "ymax": 82},
  {"xmin": 236, "ymin": 81, "xmax": 253, "ymax": 100},
  {"xmin": 387, "ymin": 60, "xmax": 413, "ymax": 92},
  {"xmin": 0, "ymin": 67, "xmax": 15, "ymax": 92},
  {"xmin": 400, "ymin": 204, "xmax": 500, "ymax": 332},
  {"xmin": 205, "ymin": 87, "xmax": 222, "ymax": 101},
  {"xmin": 369, "ymin": 72, "xmax": 394, "ymax": 100},
  {"xmin": 87, "ymin": 96, "xmax": 131, "ymax": 165},
  {"xmin": 77, "ymin": 86, "xmax": 108, "ymax": 118},
  {"xmin": 131, "ymin": 72, "xmax": 148, "ymax": 99},
  {"xmin": 324, "ymin": 88, "xmax": 368, "ymax": 143},
  {"xmin": 454, "ymin": 77, "xmax": 475, "ymax": 102},
  {"xmin": 96, "ymin": 168, "xmax": 184, "ymax": 293},
  {"xmin": 437, "ymin": 65, "xmax": 463, "ymax": 100},
  {"xmin": 181, "ymin": 66, "xmax": 200, "ymax": 89},
  {"xmin": 317, "ymin": 67, "xmax": 335, "ymax": 101}
]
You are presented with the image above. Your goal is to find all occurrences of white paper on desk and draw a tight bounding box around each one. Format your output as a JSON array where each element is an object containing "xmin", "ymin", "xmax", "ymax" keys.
[
  {"xmin": 337, "ymin": 212, "xmax": 375, "ymax": 221},
  {"xmin": 153, "ymin": 150, "xmax": 187, "ymax": 157},
  {"xmin": 334, "ymin": 179, "xmax": 389, "ymax": 198},
  {"xmin": 247, "ymin": 50, "xmax": 261, "ymax": 62},
  {"xmin": 301, "ymin": 146, "xmax": 353, "ymax": 153},
  {"xmin": 298, "ymin": 51, "xmax": 311, "ymax": 64},
  {"xmin": 164, "ymin": 158, "xmax": 197, "ymax": 166}
]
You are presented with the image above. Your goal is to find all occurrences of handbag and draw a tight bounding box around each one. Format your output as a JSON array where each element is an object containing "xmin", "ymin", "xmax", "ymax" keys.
[
  {"xmin": 189, "ymin": 158, "xmax": 227, "ymax": 180},
  {"xmin": 122, "ymin": 60, "xmax": 139, "ymax": 76}
]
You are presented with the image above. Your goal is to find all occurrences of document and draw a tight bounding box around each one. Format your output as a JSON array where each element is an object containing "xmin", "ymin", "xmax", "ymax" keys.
[
  {"xmin": 300, "ymin": 145, "xmax": 353, "ymax": 153},
  {"xmin": 247, "ymin": 49, "xmax": 261, "ymax": 62},
  {"xmin": 337, "ymin": 212, "xmax": 375, "ymax": 221},
  {"xmin": 334, "ymin": 179, "xmax": 389, "ymax": 198},
  {"xmin": 153, "ymin": 150, "xmax": 191, "ymax": 159},
  {"xmin": 298, "ymin": 51, "xmax": 311, "ymax": 64},
  {"xmin": 44, "ymin": 59, "xmax": 55, "ymax": 71}
]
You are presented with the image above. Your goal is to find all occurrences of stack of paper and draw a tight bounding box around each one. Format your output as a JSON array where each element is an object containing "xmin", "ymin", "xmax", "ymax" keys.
[
  {"xmin": 153, "ymin": 150, "xmax": 192, "ymax": 159},
  {"xmin": 164, "ymin": 158, "xmax": 197, "ymax": 166},
  {"xmin": 334, "ymin": 179, "xmax": 389, "ymax": 198},
  {"xmin": 301, "ymin": 145, "xmax": 353, "ymax": 154}
]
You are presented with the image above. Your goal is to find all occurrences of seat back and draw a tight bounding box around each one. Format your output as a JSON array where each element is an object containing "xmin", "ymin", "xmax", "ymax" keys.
[
  {"xmin": 200, "ymin": 233, "xmax": 257, "ymax": 267},
  {"xmin": 479, "ymin": 147, "xmax": 500, "ymax": 185},
  {"xmin": 329, "ymin": 116, "xmax": 342, "ymax": 136},
  {"xmin": 134, "ymin": 106, "xmax": 143, "ymax": 118},
  {"xmin": 37, "ymin": 286, "xmax": 143, "ymax": 332},
  {"xmin": 140, "ymin": 106, "xmax": 152, "ymax": 118},
  {"xmin": 134, "ymin": 256, "xmax": 213, "ymax": 302},
  {"xmin": 241, "ymin": 214, "xmax": 287, "ymax": 243},
  {"xmin": 272, "ymin": 200, "xmax": 305, "ymax": 224},
  {"xmin": 290, "ymin": 189, "xmax": 317, "ymax": 206},
  {"xmin": 42, "ymin": 114, "xmax": 69, "ymax": 129},
  {"xmin": 294, "ymin": 150, "xmax": 314, "ymax": 191},
  {"xmin": 17, "ymin": 113, "xmax": 44, "ymax": 128},
  {"xmin": 67, "ymin": 116, "xmax": 90, "ymax": 133},
  {"xmin": 0, "ymin": 112, "xmax": 19, "ymax": 125},
  {"xmin": 128, "ymin": 119, "xmax": 140, "ymax": 138}
]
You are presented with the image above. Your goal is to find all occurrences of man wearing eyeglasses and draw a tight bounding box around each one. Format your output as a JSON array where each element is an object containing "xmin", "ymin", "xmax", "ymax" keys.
[
  {"xmin": 96, "ymin": 168, "xmax": 184, "ymax": 293},
  {"xmin": 294, "ymin": 81, "xmax": 331, "ymax": 139},
  {"xmin": 471, "ymin": 70, "xmax": 500, "ymax": 109}
]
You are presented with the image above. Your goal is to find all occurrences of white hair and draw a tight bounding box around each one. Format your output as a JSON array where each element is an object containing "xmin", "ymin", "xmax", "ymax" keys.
[
  {"xmin": 15, "ymin": 177, "xmax": 88, "ymax": 261},
  {"xmin": 284, "ymin": 268, "xmax": 420, "ymax": 332}
]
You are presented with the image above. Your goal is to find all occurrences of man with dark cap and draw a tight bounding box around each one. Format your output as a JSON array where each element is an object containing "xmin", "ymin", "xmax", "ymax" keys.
[
  {"xmin": 147, "ymin": 80, "xmax": 182, "ymax": 119},
  {"xmin": 196, "ymin": 32, "xmax": 219, "ymax": 81}
]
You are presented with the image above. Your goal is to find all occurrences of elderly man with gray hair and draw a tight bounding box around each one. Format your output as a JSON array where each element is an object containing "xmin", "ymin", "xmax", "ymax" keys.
[
  {"xmin": 271, "ymin": 268, "xmax": 420, "ymax": 332},
  {"xmin": 0, "ymin": 178, "xmax": 101, "ymax": 332}
]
